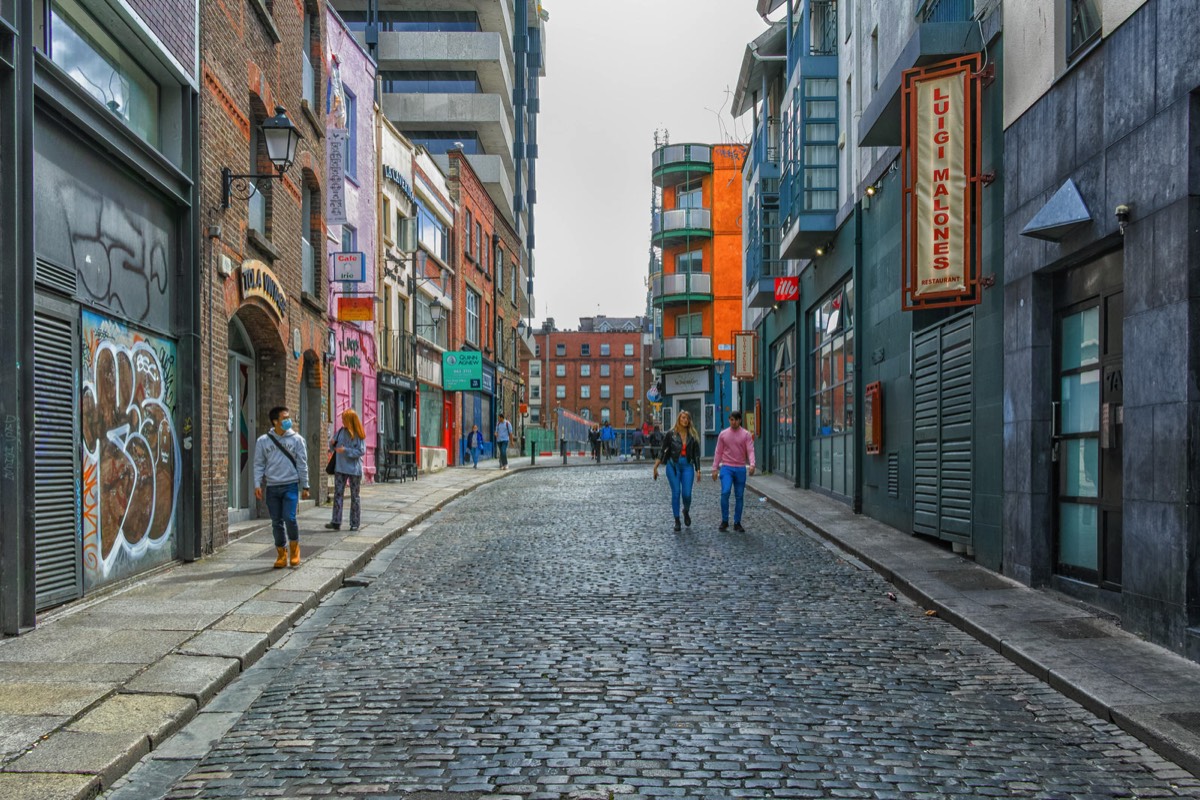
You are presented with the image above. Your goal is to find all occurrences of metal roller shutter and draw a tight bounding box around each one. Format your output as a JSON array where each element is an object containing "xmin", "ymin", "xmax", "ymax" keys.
[
  {"xmin": 912, "ymin": 312, "xmax": 973, "ymax": 544},
  {"xmin": 33, "ymin": 309, "xmax": 81, "ymax": 610}
]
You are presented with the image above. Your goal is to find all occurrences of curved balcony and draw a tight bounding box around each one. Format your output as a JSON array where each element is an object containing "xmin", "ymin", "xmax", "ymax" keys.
[
  {"xmin": 653, "ymin": 335, "xmax": 713, "ymax": 369},
  {"xmin": 652, "ymin": 208, "xmax": 712, "ymax": 246},
  {"xmin": 652, "ymin": 143, "xmax": 713, "ymax": 187},
  {"xmin": 651, "ymin": 272, "xmax": 713, "ymax": 306}
]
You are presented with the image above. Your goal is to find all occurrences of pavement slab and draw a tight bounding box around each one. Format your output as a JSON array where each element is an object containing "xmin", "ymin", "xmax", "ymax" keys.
[
  {"xmin": 122, "ymin": 655, "xmax": 239, "ymax": 705},
  {"xmin": 5, "ymin": 729, "xmax": 149, "ymax": 786},
  {"xmin": 0, "ymin": 683, "xmax": 113, "ymax": 718},
  {"xmin": 0, "ymin": 772, "xmax": 100, "ymax": 800},
  {"xmin": 176, "ymin": 630, "xmax": 270, "ymax": 668},
  {"xmin": 67, "ymin": 694, "xmax": 197, "ymax": 747}
]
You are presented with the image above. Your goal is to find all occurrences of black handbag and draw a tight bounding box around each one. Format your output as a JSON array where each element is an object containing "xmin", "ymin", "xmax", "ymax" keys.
[{"xmin": 325, "ymin": 428, "xmax": 341, "ymax": 475}]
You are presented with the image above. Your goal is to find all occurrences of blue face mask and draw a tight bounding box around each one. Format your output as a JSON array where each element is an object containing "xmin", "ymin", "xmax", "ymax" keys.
[{"xmin": 280, "ymin": 419, "xmax": 293, "ymax": 432}]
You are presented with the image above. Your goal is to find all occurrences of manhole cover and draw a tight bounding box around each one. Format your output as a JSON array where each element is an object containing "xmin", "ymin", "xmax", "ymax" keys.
[
  {"xmin": 1032, "ymin": 618, "xmax": 1113, "ymax": 640},
  {"xmin": 929, "ymin": 569, "xmax": 1015, "ymax": 591}
]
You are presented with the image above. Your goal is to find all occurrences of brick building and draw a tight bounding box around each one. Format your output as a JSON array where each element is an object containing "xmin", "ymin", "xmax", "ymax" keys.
[
  {"xmin": 526, "ymin": 317, "xmax": 654, "ymax": 444},
  {"xmin": 199, "ymin": 0, "xmax": 329, "ymax": 541}
]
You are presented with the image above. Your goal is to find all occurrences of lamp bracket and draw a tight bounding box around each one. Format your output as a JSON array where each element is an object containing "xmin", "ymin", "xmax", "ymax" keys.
[{"xmin": 221, "ymin": 166, "xmax": 284, "ymax": 209}]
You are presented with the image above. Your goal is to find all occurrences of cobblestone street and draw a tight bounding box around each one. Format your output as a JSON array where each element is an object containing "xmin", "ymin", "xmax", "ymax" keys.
[{"xmin": 151, "ymin": 467, "xmax": 1194, "ymax": 799}]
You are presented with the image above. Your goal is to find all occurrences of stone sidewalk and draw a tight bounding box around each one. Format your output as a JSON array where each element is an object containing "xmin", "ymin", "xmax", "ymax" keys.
[
  {"xmin": 3, "ymin": 457, "xmax": 1200, "ymax": 799},
  {"xmin": 748, "ymin": 472, "xmax": 1200, "ymax": 783}
]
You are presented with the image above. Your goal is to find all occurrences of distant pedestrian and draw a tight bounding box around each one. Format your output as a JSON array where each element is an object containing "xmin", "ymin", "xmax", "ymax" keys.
[
  {"xmin": 254, "ymin": 406, "xmax": 310, "ymax": 568},
  {"xmin": 648, "ymin": 424, "xmax": 664, "ymax": 461},
  {"xmin": 495, "ymin": 413, "xmax": 514, "ymax": 470},
  {"xmin": 652, "ymin": 409, "xmax": 701, "ymax": 532},
  {"xmin": 326, "ymin": 409, "xmax": 366, "ymax": 532},
  {"xmin": 465, "ymin": 424, "xmax": 483, "ymax": 468},
  {"xmin": 588, "ymin": 424, "xmax": 601, "ymax": 462},
  {"xmin": 600, "ymin": 421, "xmax": 615, "ymax": 459},
  {"xmin": 712, "ymin": 411, "xmax": 756, "ymax": 532},
  {"xmin": 632, "ymin": 429, "xmax": 644, "ymax": 460}
]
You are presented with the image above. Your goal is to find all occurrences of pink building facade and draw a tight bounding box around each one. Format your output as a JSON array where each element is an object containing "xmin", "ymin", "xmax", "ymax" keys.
[{"xmin": 325, "ymin": 9, "xmax": 379, "ymax": 478}]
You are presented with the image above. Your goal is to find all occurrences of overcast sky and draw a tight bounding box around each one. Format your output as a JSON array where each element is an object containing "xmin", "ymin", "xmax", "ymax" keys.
[{"xmin": 533, "ymin": 1, "xmax": 770, "ymax": 330}]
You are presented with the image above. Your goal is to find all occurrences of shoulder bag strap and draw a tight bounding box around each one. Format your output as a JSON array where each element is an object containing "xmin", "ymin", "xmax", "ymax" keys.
[{"xmin": 267, "ymin": 433, "xmax": 298, "ymax": 470}]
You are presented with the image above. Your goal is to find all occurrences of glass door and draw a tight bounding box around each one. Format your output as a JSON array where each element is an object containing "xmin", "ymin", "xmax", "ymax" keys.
[{"xmin": 227, "ymin": 354, "xmax": 256, "ymax": 521}]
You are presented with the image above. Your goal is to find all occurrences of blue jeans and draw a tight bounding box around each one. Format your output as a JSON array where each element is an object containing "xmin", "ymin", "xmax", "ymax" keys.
[
  {"xmin": 665, "ymin": 460, "xmax": 695, "ymax": 519},
  {"xmin": 719, "ymin": 465, "xmax": 747, "ymax": 524},
  {"xmin": 265, "ymin": 482, "xmax": 299, "ymax": 547},
  {"xmin": 470, "ymin": 446, "xmax": 480, "ymax": 467},
  {"xmin": 497, "ymin": 440, "xmax": 509, "ymax": 467}
]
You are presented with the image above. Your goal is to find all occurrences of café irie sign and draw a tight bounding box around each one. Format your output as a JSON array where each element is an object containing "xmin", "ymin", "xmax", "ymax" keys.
[
  {"xmin": 239, "ymin": 260, "xmax": 288, "ymax": 321},
  {"xmin": 901, "ymin": 55, "xmax": 983, "ymax": 311}
]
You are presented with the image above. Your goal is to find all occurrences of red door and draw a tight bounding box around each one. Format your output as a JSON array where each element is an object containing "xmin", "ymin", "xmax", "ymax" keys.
[{"xmin": 442, "ymin": 397, "xmax": 455, "ymax": 465}]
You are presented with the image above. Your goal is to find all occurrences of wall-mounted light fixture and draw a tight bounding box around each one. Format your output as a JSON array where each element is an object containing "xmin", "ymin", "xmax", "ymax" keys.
[
  {"xmin": 865, "ymin": 183, "xmax": 879, "ymax": 197},
  {"xmin": 221, "ymin": 106, "xmax": 303, "ymax": 209},
  {"xmin": 815, "ymin": 246, "xmax": 825, "ymax": 257}
]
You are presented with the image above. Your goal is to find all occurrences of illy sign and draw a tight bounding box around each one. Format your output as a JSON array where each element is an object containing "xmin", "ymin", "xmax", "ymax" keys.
[{"xmin": 774, "ymin": 276, "xmax": 799, "ymax": 302}]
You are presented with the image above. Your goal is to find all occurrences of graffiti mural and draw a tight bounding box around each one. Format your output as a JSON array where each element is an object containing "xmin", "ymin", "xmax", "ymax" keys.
[{"xmin": 81, "ymin": 310, "xmax": 180, "ymax": 589}]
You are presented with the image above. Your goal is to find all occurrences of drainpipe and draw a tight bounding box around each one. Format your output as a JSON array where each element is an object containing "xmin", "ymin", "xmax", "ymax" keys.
[{"xmin": 852, "ymin": 201, "xmax": 863, "ymax": 513}]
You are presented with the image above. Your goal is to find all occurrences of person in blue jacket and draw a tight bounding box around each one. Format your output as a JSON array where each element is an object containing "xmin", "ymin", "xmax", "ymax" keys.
[
  {"xmin": 466, "ymin": 424, "xmax": 483, "ymax": 468},
  {"xmin": 599, "ymin": 420, "xmax": 616, "ymax": 459},
  {"xmin": 326, "ymin": 409, "xmax": 366, "ymax": 531}
]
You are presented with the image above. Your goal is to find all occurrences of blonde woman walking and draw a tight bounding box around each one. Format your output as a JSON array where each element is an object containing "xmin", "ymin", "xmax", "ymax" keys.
[
  {"xmin": 652, "ymin": 410, "xmax": 702, "ymax": 531},
  {"xmin": 326, "ymin": 409, "xmax": 366, "ymax": 531}
]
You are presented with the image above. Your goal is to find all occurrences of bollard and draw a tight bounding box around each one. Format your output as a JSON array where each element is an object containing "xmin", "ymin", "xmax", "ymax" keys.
[
  {"xmin": 530, "ymin": 436, "xmax": 536, "ymax": 466},
  {"xmin": 560, "ymin": 438, "xmax": 567, "ymax": 465}
]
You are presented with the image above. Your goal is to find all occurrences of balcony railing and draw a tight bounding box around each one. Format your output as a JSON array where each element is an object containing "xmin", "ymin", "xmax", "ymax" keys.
[
  {"xmin": 809, "ymin": 0, "xmax": 838, "ymax": 55},
  {"xmin": 917, "ymin": 0, "xmax": 975, "ymax": 23},
  {"xmin": 652, "ymin": 208, "xmax": 712, "ymax": 239},
  {"xmin": 379, "ymin": 330, "xmax": 417, "ymax": 375},
  {"xmin": 657, "ymin": 336, "xmax": 713, "ymax": 363},
  {"xmin": 651, "ymin": 272, "xmax": 713, "ymax": 301},
  {"xmin": 653, "ymin": 143, "xmax": 711, "ymax": 171},
  {"xmin": 754, "ymin": 117, "xmax": 781, "ymax": 167}
]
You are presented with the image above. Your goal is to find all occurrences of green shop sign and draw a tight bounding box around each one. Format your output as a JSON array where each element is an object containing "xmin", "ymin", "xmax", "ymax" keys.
[{"xmin": 442, "ymin": 350, "xmax": 483, "ymax": 391}]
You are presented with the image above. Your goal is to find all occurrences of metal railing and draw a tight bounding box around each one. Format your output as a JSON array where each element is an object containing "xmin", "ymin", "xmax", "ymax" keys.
[
  {"xmin": 651, "ymin": 272, "xmax": 712, "ymax": 299},
  {"xmin": 658, "ymin": 336, "xmax": 713, "ymax": 361},
  {"xmin": 652, "ymin": 208, "xmax": 712, "ymax": 236},
  {"xmin": 755, "ymin": 117, "xmax": 781, "ymax": 166},
  {"xmin": 652, "ymin": 143, "xmax": 712, "ymax": 171},
  {"xmin": 379, "ymin": 330, "xmax": 417, "ymax": 375},
  {"xmin": 917, "ymin": 0, "xmax": 975, "ymax": 23},
  {"xmin": 809, "ymin": 0, "xmax": 838, "ymax": 56}
]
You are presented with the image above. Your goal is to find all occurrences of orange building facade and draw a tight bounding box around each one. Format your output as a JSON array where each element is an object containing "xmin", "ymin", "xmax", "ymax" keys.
[{"xmin": 650, "ymin": 142, "xmax": 747, "ymax": 455}]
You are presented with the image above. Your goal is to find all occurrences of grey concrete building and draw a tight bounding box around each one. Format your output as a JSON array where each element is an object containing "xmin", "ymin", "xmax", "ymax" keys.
[
  {"xmin": 1002, "ymin": 0, "xmax": 1200, "ymax": 660},
  {"xmin": 334, "ymin": 0, "xmax": 546, "ymax": 306}
]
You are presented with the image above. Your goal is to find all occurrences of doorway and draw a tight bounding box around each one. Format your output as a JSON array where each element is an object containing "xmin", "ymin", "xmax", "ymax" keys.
[
  {"xmin": 1052, "ymin": 252, "xmax": 1123, "ymax": 590},
  {"xmin": 299, "ymin": 353, "xmax": 322, "ymax": 506},
  {"xmin": 676, "ymin": 396, "xmax": 704, "ymax": 453},
  {"xmin": 228, "ymin": 320, "xmax": 256, "ymax": 522}
]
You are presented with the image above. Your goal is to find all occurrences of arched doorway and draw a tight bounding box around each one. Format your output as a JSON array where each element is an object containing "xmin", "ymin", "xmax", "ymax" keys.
[{"xmin": 228, "ymin": 317, "xmax": 256, "ymax": 522}]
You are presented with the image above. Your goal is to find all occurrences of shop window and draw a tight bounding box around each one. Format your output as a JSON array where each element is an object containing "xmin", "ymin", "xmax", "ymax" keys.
[{"xmin": 809, "ymin": 278, "xmax": 855, "ymax": 497}]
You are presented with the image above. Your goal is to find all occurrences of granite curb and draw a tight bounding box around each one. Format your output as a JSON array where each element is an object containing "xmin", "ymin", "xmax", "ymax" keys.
[
  {"xmin": 747, "ymin": 473, "xmax": 1200, "ymax": 779},
  {"xmin": 0, "ymin": 466, "xmax": 518, "ymax": 800}
]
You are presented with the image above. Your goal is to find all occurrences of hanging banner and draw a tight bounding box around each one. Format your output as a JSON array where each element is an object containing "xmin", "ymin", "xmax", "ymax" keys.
[
  {"xmin": 337, "ymin": 296, "xmax": 373, "ymax": 321},
  {"xmin": 901, "ymin": 55, "xmax": 983, "ymax": 311},
  {"xmin": 733, "ymin": 331, "xmax": 757, "ymax": 380},
  {"xmin": 327, "ymin": 129, "xmax": 348, "ymax": 225}
]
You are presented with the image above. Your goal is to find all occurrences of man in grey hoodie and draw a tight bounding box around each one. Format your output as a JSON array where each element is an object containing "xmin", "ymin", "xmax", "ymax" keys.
[{"xmin": 254, "ymin": 406, "xmax": 310, "ymax": 568}]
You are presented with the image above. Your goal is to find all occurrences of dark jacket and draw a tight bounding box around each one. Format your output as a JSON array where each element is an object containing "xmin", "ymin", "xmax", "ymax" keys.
[{"xmin": 657, "ymin": 429, "xmax": 700, "ymax": 471}]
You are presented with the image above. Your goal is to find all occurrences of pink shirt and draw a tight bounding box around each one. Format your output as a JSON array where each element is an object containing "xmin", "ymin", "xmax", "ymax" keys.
[{"xmin": 713, "ymin": 426, "xmax": 755, "ymax": 470}]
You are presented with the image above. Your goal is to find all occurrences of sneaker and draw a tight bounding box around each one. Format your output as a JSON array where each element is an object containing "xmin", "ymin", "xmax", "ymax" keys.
[
  {"xmin": 718, "ymin": 521, "xmax": 729, "ymax": 532},
  {"xmin": 350, "ymin": 525, "xmax": 359, "ymax": 531},
  {"xmin": 673, "ymin": 518, "xmax": 682, "ymax": 532},
  {"xmin": 324, "ymin": 522, "xmax": 341, "ymax": 530},
  {"xmin": 683, "ymin": 510, "xmax": 691, "ymax": 527},
  {"xmin": 733, "ymin": 523, "xmax": 745, "ymax": 533}
]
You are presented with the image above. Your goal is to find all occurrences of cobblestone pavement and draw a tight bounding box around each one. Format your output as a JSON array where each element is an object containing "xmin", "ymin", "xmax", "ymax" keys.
[{"xmin": 152, "ymin": 468, "xmax": 1196, "ymax": 799}]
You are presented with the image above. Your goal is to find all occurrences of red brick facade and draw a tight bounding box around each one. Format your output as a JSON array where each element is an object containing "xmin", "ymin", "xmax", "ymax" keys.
[
  {"xmin": 532, "ymin": 329, "xmax": 653, "ymax": 429},
  {"xmin": 126, "ymin": 0, "xmax": 196, "ymax": 69},
  {"xmin": 198, "ymin": 0, "xmax": 328, "ymax": 551}
]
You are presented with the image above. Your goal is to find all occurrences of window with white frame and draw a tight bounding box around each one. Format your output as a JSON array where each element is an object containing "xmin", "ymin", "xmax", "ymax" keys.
[
  {"xmin": 531, "ymin": 385, "xmax": 540, "ymax": 399},
  {"xmin": 600, "ymin": 344, "xmax": 610, "ymax": 356},
  {"xmin": 556, "ymin": 385, "xmax": 566, "ymax": 399},
  {"xmin": 580, "ymin": 364, "xmax": 591, "ymax": 377},
  {"xmin": 624, "ymin": 343, "xmax": 634, "ymax": 356},
  {"xmin": 624, "ymin": 385, "xmax": 634, "ymax": 399},
  {"xmin": 464, "ymin": 209, "xmax": 473, "ymax": 256},
  {"xmin": 600, "ymin": 407, "xmax": 610, "ymax": 422},
  {"xmin": 580, "ymin": 385, "xmax": 591, "ymax": 399},
  {"xmin": 466, "ymin": 290, "xmax": 480, "ymax": 344},
  {"xmin": 581, "ymin": 344, "xmax": 590, "ymax": 356},
  {"xmin": 496, "ymin": 248, "xmax": 504, "ymax": 292},
  {"xmin": 556, "ymin": 343, "xmax": 565, "ymax": 356},
  {"xmin": 624, "ymin": 364, "xmax": 634, "ymax": 377},
  {"xmin": 600, "ymin": 364, "xmax": 610, "ymax": 377},
  {"xmin": 555, "ymin": 364, "xmax": 566, "ymax": 377},
  {"xmin": 600, "ymin": 385, "xmax": 611, "ymax": 399},
  {"xmin": 530, "ymin": 362, "xmax": 541, "ymax": 377}
]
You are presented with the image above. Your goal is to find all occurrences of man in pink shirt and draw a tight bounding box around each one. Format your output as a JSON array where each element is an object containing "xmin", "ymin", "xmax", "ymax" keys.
[{"xmin": 711, "ymin": 411, "xmax": 756, "ymax": 532}]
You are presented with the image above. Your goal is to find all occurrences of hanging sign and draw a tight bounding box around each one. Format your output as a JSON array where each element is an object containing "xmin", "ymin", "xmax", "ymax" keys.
[
  {"xmin": 901, "ymin": 54, "xmax": 983, "ymax": 311},
  {"xmin": 238, "ymin": 260, "xmax": 288, "ymax": 321},
  {"xmin": 774, "ymin": 276, "xmax": 799, "ymax": 302},
  {"xmin": 733, "ymin": 331, "xmax": 757, "ymax": 380},
  {"xmin": 327, "ymin": 129, "xmax": 349, "ymax": 225},
  {"xmin": 442, "ymin": 350, "xmax": 483, "ymax": 391},
  {"xmin": 332, "ymin": 251, "xmax": 365, "ymax": 282},
  {"xmin": 337, "ymin": 296, "xmax": 373, "ymax": 321}
]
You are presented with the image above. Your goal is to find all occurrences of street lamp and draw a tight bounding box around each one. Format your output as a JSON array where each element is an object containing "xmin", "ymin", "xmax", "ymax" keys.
[{"xmin": 221, "ymin": 106, "xmax": 303, "ymax": 208}]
